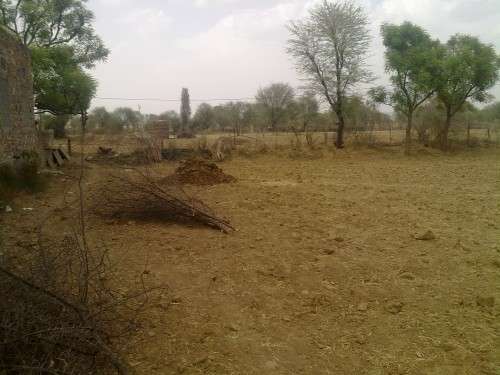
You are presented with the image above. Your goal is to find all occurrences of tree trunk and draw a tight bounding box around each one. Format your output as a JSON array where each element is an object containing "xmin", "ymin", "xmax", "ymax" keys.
[
  {"xmin": 441, "ymin": 112, "xmax": 452, "ymax": 151},
  {"xmin": 336, "ymin": 112, "xmax": 345, "ymax": 149},
  {"xmin": 405, "ymin": 114, "xmax": 413, "ymax": 155},
  {"xmin": 466, "ymin": 120, "xmax": 471, "ymax": 147}
]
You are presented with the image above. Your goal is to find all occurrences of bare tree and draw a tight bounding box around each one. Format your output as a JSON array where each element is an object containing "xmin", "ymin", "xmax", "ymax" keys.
[
  {"xmin": 255, "ymin": 83, "xmax": 295, "ymax": 132},
  {"xmin": 287, "ymin": 0, "xmax": 371, "ymax": 148}
]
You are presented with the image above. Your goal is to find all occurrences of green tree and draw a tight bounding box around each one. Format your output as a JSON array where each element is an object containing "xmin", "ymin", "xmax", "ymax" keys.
[
  {"xmin": 224, "ymin": 101, "xmax": 252, "ymax": 136},
  {"xmin": 436, "ymin": 34, "xmax": 500, "ymax": 149},
  {"xmin": 41, "ymin": 114, "xmax": 70, "ymax": 138},
  {"xmin": 159, "ymin": 110, "xmax": 181, "ymax": 134},
  {"xmin": 255, "ymin": 83, "xmax": 295, "ymax": 132},
  {"xmin": 192, "ymin": 103, "xmax": 215, "ymax": 131},
  {"xmin": 369, "ymin": 22, "xmax": 440, "ymax": 154},
  {"xmin": 180, "ymin": 88, "xmax": 191, "ymax": 132},
  {"xmin": 287, "ymin": 0, "xmax": 371, "ymax": 148},
  {"xmin": 479, "ymin": 102, "xmax": 500, "ymax": 122},
  {"xmin": 0, "ymin": 0, "xmax": 108, "ymax": 67},
  {"xmin": 293, "ymin": 93, "xmax": 319, "ymax": 132},
  {"xmin": 113, "ymin": 107, "xmax": 142, "ymax": 131},
  {"xmin": 32, "ymin": 46, "xmax": 97, "ymax": 117},
  {"xmin": 1, "ymin": 0, "xmax": 107, "ymax": 119},
  {"xmin": 88, "ymin": 106, "xmax": 111, "ymax": 130}
]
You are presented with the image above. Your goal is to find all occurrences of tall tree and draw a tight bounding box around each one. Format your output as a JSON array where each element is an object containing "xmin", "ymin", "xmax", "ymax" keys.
[
  {"xmin": 436, "ymin": 34, "xmax": 500, "ymax": 150},
  {"xmin": 369, "ymin": 22, "xmax": 440, "ymax": 154},
  {"xmin": 180, "ymin": 88, "xmax": 191, "ymax": 132},
  {"xmin": 255, "ymin": 83, "xmax": 295, "ymax": 132},
  {"xmin": 287, "ymin": 0, "xmax": 371, "ymax": 148}
]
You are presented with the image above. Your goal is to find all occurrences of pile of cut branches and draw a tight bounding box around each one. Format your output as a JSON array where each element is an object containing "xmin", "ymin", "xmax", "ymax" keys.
[{"xmin": 97, "ymin": 171, "xmax": 234, "ymax": 233}]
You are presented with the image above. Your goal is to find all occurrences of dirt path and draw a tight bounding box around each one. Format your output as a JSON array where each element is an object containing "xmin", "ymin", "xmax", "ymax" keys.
[{"xmin": 2, "ymin": 148, "xmax": 499, "ymax": 374}]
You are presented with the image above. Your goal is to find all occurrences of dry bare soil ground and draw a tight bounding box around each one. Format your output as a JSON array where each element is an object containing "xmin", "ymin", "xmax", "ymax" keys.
[{"xmin": 2, "ymin": 147, "xmax": 500, "ymax": 374}]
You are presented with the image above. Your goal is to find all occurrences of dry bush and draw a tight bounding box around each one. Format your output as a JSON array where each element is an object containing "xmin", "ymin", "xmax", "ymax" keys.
[
  {"xmin": 0, "ymin": 152, "xmax": 47, "ymax": 205},
  {"xmin": 1, "ymin": 125, "xmax": 166, "ymax": 374},
  {"xmin": 289, "ymin": 133, "xmax": 302, "ymax": 151},
  {"xmin": 211, "ymin": 137, "xmax": 235, "ymax": 162},
  {"xmin": 135, "ymin": 136, "xmax": 162, "ymax": 163},
  {"xmin": 196, "ymin": 136, "xmax": 209, "ymax": 154},
  {"xmin": 305, "ymin": 133, "xmax": 318, "ymax": 150},
  {"xmin": 288, "ymin": 134, "xmax": 323, "ymax": 159},
  {"xmin": 288, "ymin": 147, "xmax": 324, "ymax": 160},
  {"xmin": 349, "ymin": 131, "xmax": 377, "ymax": 148},
  {"xmin": 0, "ymin": 224, "xmax": 164, "ymax": 374},
  {"xmin": 235, "ymin": 137, "xmax": 269, "ymax": 158}
]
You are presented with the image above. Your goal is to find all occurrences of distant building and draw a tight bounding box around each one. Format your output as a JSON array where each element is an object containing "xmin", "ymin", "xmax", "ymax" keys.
[{"xmin": 0, "ymin": 26, "xmax": 35, "ymax": 162}]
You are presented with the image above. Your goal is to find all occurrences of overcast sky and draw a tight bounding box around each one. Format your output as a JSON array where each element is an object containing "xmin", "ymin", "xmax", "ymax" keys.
[{"xmin": 87, "ymin": 0, "xmax": 500, "ymax": 114}]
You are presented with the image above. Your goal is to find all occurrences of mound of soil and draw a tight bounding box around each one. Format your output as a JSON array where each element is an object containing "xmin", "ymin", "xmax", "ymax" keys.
[{"xmin": 173, "ymin": 159, "xmax": 236, "ymax": 186}]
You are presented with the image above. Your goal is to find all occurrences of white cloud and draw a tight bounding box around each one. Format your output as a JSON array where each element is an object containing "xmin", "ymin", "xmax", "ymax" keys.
[
  {"xmin": 193, "ymin": 0, "xmax": 242, "ymax": 7},
  {"xmin": 88, "ymin": 0, "xmax": 500, "ymax": 114}
]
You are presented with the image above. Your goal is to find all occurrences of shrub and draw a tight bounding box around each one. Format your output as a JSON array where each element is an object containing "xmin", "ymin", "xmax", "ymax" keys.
[{"xmin": 0, "ymin": 151, "xmax": 46, "ymax": 205}]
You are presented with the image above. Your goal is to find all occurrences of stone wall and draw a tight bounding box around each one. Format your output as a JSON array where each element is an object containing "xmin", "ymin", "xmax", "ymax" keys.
[{"xmin": 0, "ymin": 26, "xmax": 35, "ymax": 162}]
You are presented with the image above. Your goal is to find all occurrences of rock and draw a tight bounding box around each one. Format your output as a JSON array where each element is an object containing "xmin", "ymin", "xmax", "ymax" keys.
[
  {"xmin": 354, "ymin": 334, "xmax": 367, "ymax": 345},
  {"xmin": 264, "ymin": 361, "xmax": 279, "ymax": 370},
  {"xmin": 476, "ymin": 296, "xmax": 495, "ymax": 308},
  {"xmin": 226, "ymin": 323, "xmax": 240, "ymax": 332},
  {"xmin": 400, "ymin": 272, "xmax": 416, "ymax": 280},
  {"xmin": 334, "ymin": 236, "xmax": 345, "ymax": 243},
  {"xmin": 5, "ymin": 205, "xmax": 13, "ymax": 213},
  {"xmin": 147, "ymin": 331, "xmax": 156, "ymax": 338},
  {"xmin": 386, "ymin": 301, "xmax": 404, "ymax": 314},
  {"xmin": 171, "ymin": 296, "xmax": 182, "ymax": 304},
  {"xmin": 415, "ymin": 230, "xmax": 436, "ymax": 241},
  {"xmin": 357, "ymin": 302, "xmax": 369, "ymax": 312},
  {"xmin": 194, "ymin": 355, "xmax": 210, "ymax": 366},
  {"xmin": 323, "ymin": 249, "xmax": 335, "ymax": 255},
  {"xmin": 440, "ymin": 341, "xmax": 457, "ymax": 352}
]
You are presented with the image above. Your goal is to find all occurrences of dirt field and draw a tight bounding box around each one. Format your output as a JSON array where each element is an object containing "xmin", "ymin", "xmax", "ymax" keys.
[{"xmin": 2, "ymin": 145, "xmax": 500, "ymax": 374}]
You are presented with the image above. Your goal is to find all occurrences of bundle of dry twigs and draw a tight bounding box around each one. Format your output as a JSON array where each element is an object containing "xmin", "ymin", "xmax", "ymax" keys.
[{"xmin": 97, "ymin": 170, "xmax": 234, "ymax": 233}]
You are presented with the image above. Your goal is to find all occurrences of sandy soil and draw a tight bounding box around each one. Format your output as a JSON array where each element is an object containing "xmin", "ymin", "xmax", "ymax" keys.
[{"xmin": 2, "ymin": 146, "xmax": 499, "ymax": 374}]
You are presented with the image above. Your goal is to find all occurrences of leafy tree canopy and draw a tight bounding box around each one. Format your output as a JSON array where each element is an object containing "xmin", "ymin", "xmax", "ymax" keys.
[
  {"xmin": 32, "ymin": 46, "xmax": 97, "ymax": 115},
  {"xmin": 0, "ymin": 0, "xmax": 108, "ymax": 67},
  {"xmin": 437, "ymin": 34, "xmax": 500, "ymax": 117}
]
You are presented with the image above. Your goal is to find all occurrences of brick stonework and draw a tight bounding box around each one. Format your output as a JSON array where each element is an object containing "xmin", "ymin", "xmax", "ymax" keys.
[{"xmin": 0, "ymin": 26, "xmax": 35, "ymax": 162}]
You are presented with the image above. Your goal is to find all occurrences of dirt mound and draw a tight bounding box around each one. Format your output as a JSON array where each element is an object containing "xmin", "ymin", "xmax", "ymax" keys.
[{"xmin": 173, "ymin": 159, "xmax": 236, "ymax": 186}]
